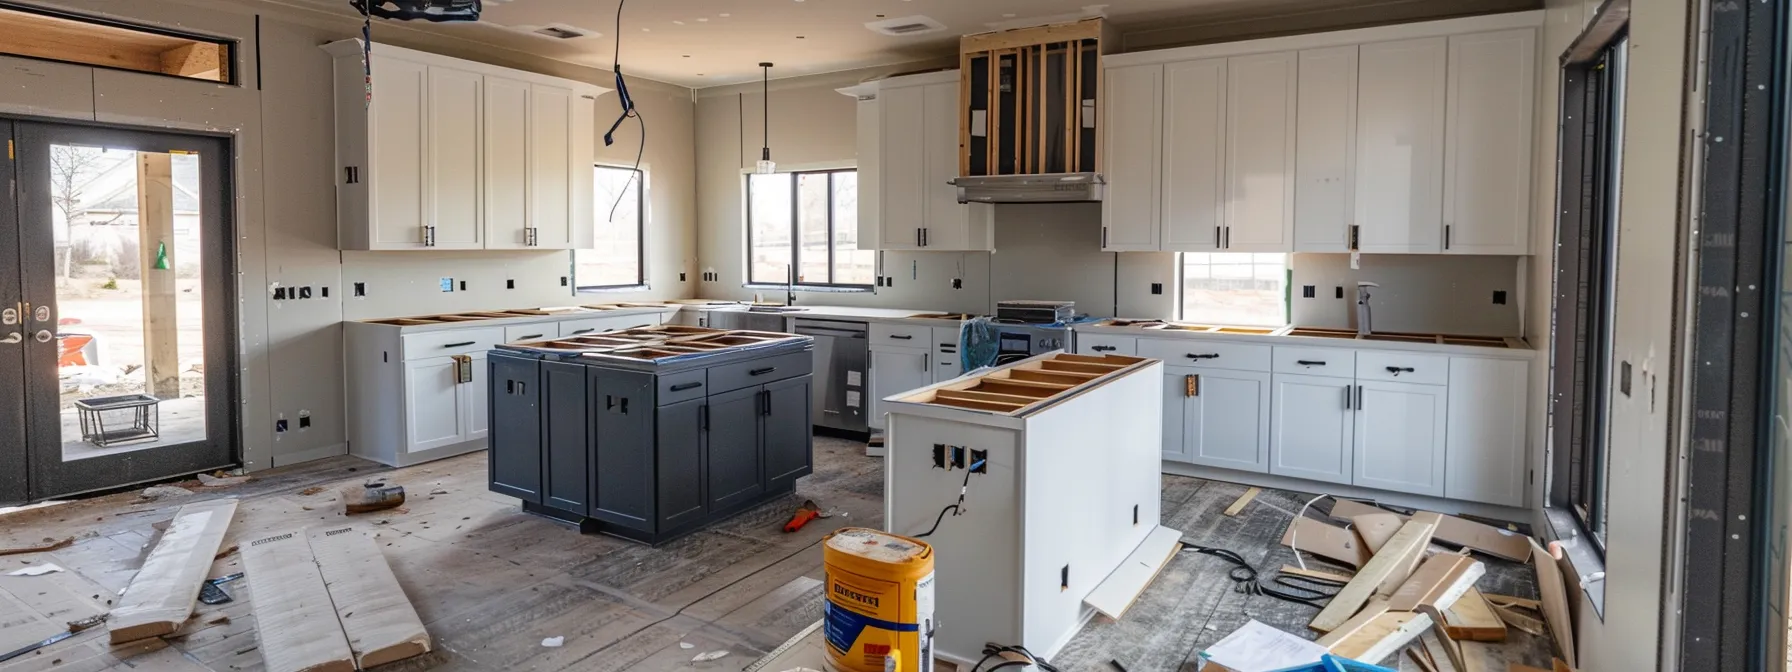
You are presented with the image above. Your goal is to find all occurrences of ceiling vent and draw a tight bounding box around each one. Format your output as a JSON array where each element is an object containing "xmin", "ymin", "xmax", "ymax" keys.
[
  {"xmin": 866, "ymin": 15, "xmax": 947, "ymax": 37},
  {"xmin": 526, "ymin": 23, "xmax": 599, "ymax": 39}
]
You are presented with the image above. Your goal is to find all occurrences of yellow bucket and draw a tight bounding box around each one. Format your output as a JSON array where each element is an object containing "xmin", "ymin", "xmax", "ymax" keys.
[{"xmin": 822, "ymin": 528, "xmax": 935, "ymax": 672}]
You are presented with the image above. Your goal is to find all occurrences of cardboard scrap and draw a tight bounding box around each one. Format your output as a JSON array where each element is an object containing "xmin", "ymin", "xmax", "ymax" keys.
[
  {"xmin": 241, "ymin": 530, "xmax": 356, "ymax": 672},
  {"xmin": 307, "ymin": 527, "xmax": 432, "ymax": 668},
  {"xmin": 1330, "ymin": 499, "xmax": 1532, "ymax": 562},
  {"xmin": 1530, "ymin": 542, "xmax": 1577, "ymax": 668},
  {"xmin": 1351, "ymin": 513, "xmax": 1405, "ymax": 553},
  {"xmin": 1281, "ymin": 516, "xmax": 1371, "ymax": 568},
  {"xmin": 108, "ymin": 498, "xmax": 238, "ymax": 644},
  {"xmin": 1310, "ymin": 518, "xmax": 1437, "ymax": 633}
]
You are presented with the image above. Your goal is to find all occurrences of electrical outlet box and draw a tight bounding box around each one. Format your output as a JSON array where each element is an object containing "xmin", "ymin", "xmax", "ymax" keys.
[
  {"xmin": 272, "ymin": 286, "xmax": 287, "ymax": 300},
  {"xmin": 439, "ymin": 278, "xmax": 454, "ymax": 292},
  {"xmin": 1335, "ymin": 286, "xmax": 1344, "ymax": 299},
  {"xmin": 299, "ymin": 286, "xmax": 312, "ymax": 299},
  {"xmin": 949, "ymin": 446, "xmax": 966, "ymax": 470},
  {"xmin": 933, "ymin": 444, "xmax": 947, "ymax": 469},
  {"xmin": 1302, "ymin": 285, "xmax": 1316, "ymax": 298},
  {"xmin": 459, "ymin": 280, "xmax": 467, "ymax": 291},
  {"xmin": 353, "ymin": 282, "xmax": 366, "ymax": 297},
  {"xmin": 507, "ymin": 279, "xmax": 516, "ymax": 289},
  {"xmin": 1150, "ymin": 282, "xmax": 1163, "ymax": 295},
  {"xmin": 1493, "ymin": 290, "xmax": 1508, "ymax": 305},
  {"xmin": 970, "ymin": 449, "xmax": 987, "ymax": 473},
  {"xmin": 275, "ymin": 419, "xmax": 288, "ymax": 433},
  {"xmin": 298, "ymin": 410, "xmax": 312, "ymax": 429}
]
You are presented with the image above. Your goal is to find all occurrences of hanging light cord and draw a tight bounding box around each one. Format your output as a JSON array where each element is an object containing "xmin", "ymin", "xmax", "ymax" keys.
[
  {"xmin": 762, "ymin": 64, "xmax": 771, "ymax": 162},
  {"xmin": 606, "ymin": 0, "xmax": 644, "ymax": 222}
]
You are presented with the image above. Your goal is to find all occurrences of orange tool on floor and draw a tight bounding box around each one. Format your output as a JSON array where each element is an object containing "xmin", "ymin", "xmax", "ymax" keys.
[{"xmin": 784, "ymin": 499, "xmax": 829, "ymax": 533}]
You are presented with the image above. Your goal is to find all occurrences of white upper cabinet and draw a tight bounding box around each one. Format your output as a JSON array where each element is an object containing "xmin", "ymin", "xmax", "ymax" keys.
[
  {"xmin": 483, "ymin": 76, "xmax": 531, "ymax": 250},
  {"xmin": 869, "ymin": 72, "xmax": 994, "ymax": 252},
  {"xmin": 425, "ymin": 66, "xmax": 484, "ymax": 249},
  {"xmin": 846, "ymin": 85, "xmax": 882, "ymax": 251},
  {"xmin": 1222, "ymin": 52, "xmax": 1297, "ymax": 252},
  {"xmin": 1354, "ymin": 37, "xmax": 1447, "ymax": 254},
  {"xmin": 1293, "ymin": 46, "xmax": 1357, "ymax": 253},
  {"xmin": 1443, "ymin": 29, "xmax": 1536, "ymax": 255},
  {"xmin": 1102, "ymin": 64, "xmax": 1164, "ymax": 252},
  {"xmin": 323, "ymin": 40, "xmax": 604, "ymax": 251},
  {"xmin": 1160, "ymin": 59, "xmax": 1225, "ymax": 252}
]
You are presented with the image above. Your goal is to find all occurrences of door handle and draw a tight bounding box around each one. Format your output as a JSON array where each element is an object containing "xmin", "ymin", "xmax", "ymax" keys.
[
  {"xmin": 33, "ymin": 330, "xmax": 52, "ymax": 343},
  {"xmin": 0, "ymin": 332, "xmax": 19, "ymax": 345}
]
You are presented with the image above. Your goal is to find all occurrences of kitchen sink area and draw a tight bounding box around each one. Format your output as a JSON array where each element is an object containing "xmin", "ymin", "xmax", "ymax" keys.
[{"xmin": 1092, "ymin": 321, "xmax": 1518, "ymax": 349}]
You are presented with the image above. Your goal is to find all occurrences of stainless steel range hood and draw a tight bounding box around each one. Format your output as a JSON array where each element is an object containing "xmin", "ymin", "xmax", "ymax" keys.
[{"xmin": 951, "ymin": 173, "xmax": 1105, "ymax": 204}]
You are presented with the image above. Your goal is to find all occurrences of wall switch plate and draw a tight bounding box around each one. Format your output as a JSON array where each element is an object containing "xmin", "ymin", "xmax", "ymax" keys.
[
  {"xmin": 439, "ymin": 278, "xmax": 454, "ymax": 292},
  {"xmin": 1493, "ymin": 290, "xmax": 1507, "ymax": 305},
  {"xmin": 1151, "ymin": 283, "xmax": 1163, "ymax": 295}
]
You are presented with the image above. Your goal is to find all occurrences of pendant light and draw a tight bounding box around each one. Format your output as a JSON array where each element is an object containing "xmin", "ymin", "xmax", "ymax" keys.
[{"xmin": 756, "ymin": 62, "xmax": 776, "ymax": 175}]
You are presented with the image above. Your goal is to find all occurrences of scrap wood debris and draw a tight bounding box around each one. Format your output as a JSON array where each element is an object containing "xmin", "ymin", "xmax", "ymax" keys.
[
  {"xmin": 0, "ymin": 536, "xmax": 75, "ymax": 557},
  {"xmin": 1234, "ymin": 496, "xmax": 1580, "ymax": 671},
  {"xmin": 1223, "ymin": 487, "xmax": 1261, "ymax": 517}
]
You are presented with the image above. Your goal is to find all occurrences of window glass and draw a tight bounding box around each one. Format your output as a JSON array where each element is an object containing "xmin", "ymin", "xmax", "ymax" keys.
[
  {"xmin": 1181, "ymin": 253, "xmax": 1288, "ymax": 326},
  {"xmin": 746, "ymin": 169, "xmax": 871, "ymax": 287},
  {"xmin": 575, "ymin": 166, "xmax": 645, "ymax": 289}
]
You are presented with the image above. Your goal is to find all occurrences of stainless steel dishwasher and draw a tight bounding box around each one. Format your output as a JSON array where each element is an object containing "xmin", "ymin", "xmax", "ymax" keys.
[{"xmin": 793, "ymin": 319, "xmax": 868, "ymax": 435}]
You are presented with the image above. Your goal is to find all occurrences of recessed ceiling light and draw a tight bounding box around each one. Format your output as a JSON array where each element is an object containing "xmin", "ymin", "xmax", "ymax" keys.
[
  {"xmin": 1003, "ymin": 13, "xmax": 1016, "ymax": 18},
  {"xmin": 697, "ymin": 17, "xmax": 708, "ymax": 22},
  {"xmin": 673, "ymin": 20, "xmax": 685, "ymax": 25},
  {"xmin": 719, "ymin": 13, "xmax": 730, "ymax": 17},
  {"xmin": 682, "ymin": 54, "xmax": 691, "ymax": 57},
  {"xmin": 641, "ymin": 27, "xmax": 650, "ymax": 32}
]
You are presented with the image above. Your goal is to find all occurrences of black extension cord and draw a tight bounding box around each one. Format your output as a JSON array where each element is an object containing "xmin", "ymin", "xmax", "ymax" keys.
[
  {"xmin": 1179, "ymin": 543, "xmax": 1345, "ymax": 609},
  {"xmin": 971, "ymin": 644, "xmax": 1061, "ymax": 672}
]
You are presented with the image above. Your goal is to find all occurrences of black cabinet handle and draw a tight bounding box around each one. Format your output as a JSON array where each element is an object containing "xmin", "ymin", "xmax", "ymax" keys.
[
  {"xmin": 571, "ymin": 328, "xmax": 597, "ymax": 335},
  {"xmin": 1344, "ymin": 385, "xmax": 1352, "ymax": 410},
  {"xmin": 1297, "ymin": 360, "xmax": 1327, "ymax": 366},
  {"xmin": 1356, "ymin": 385, "xmax": 1364, "ymax": 408},
  {"xmin": 888, "ymin": 334, "xmax": 914, "ymax": 340},
  {"xmin": 442, "ymin": 341, "xmax": 475, "ymax": 348},
  {"xmin": 520, "ymin": 334, "xmax": 544, "ymax": 340},
  {"xmin": 1385, "ymin": 366, "xmax": 1415, "ymax": 375},
  {"xmin": 700, "ymin": 404, "xmax": 709, "ymax": 430},
  {"xmin": 1185, "ymin": 353, "xmax": 1220, "ymax": 360},
  {"xmin": 1092, "ymin": 345, "xmax": 1117, "ymax": 352},
  {"xmin": 671, "ymin": 382, "xmax": 703, "ymax": 392},
  {"xmin": 749, "ymin": 367, "xmax": 777, "ymax": 376}
]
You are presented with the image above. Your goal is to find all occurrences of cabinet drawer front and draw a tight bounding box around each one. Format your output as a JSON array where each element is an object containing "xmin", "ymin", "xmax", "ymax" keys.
[
  {"xmin": 871, "ymin": 322, "xmax": 933, "ymax": 347},
  {"xmin": 1077, "ymin": 334, "xmax": 1139, "ymax": 356},
  {"xmin": 708, "ymin": 351, "xmax": 815, "ymax": 394},
  {"xmin": 1136, "ymin": 338, "xmax": 1271, "ymax": 371},
  {"xmin": 657, "ymin": 369, "xmax": 708, "ymax": 406},
  {"xmin": 504, "ymin": 324, "xmax": 555, "ymax": 344},
  {"xmin": 402, "ymin": 328, "xmax": 503, "ymax": 360},
  {"xmin": 1355, "ymin": 350, "xmax": 1449, "ymax": 386},
  {"xmin": 1272, "ymin": 346, "xmax": 1355, "ymax": 378},
  {"xmin": 560, "ymin": 316, "xmax": 642, "ymax": 337}
]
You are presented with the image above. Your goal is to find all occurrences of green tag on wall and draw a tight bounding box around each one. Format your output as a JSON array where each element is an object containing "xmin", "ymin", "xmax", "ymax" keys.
[{"xmin": 153, "ymin": 242, "xmax": 170, "ymax": 270}]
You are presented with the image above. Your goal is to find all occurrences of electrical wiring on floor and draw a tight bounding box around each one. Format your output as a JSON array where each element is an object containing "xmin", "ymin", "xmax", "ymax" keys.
[
  {"xmin": 971, "ymin": 643, "xmax": 1062, "ymax": 672},
  {"xmin": 1178, "ymin": 543, "xmax": 1344, "ymax": 609}
]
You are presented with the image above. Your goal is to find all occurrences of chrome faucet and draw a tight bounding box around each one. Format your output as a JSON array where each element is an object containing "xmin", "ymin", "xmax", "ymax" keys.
[{"xmin": 1356, "ymin": 282, "xmax": 1380, "ymax": 337}]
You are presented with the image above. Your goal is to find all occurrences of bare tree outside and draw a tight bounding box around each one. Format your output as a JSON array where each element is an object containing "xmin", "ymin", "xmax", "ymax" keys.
[{"xmin": 49, "ymin": 145, "xmax": 108, "ymax": 285}]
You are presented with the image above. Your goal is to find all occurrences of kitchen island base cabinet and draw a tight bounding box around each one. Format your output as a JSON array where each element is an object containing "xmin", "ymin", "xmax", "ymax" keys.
[{"xmin": 487, "ymin": 350, "xmax": 815, "ymax": 545}]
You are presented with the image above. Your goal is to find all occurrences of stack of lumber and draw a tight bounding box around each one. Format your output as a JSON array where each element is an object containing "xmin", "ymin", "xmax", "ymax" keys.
[{"xmin": 1277, "ymin": 499, "xmax": 1578, "ymax": 671}]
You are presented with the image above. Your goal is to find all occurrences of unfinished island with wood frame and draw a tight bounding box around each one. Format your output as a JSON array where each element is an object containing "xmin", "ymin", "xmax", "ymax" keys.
[
  {"xmin": 881, "ymin": 351, "xmax": 1175, "ymax": 665},
  {"xmin": 486, "ymin": 326, "xmax": 815, "ymax": 545}
]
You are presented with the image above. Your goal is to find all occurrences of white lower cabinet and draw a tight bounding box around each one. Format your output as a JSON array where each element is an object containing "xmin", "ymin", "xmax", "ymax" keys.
[
  {"xmin": 1445, "ymin": 357, "xmax": 1528, "ymax": 506},
  {"xmin": 933, "ymin": 327, "xmax": 962, "ymax": 384},
  {"xmin": 869, "ymin": 348, "xmax": 932, "ymax": 431},
  {"xmin": 1270, "ymin": 373, "xmax": 1355, "ymax": 485},
  {"xmin": 1077, "ymin": 334, "xmax": 1139, "ymax": 356},
  {"xmin": 1166, "ymin": 367, "xmax": 1271, "ymax": 472},
  {"xmin": 403, "ymin": 352, "xmax": 487, "ymax": 454},
  {"xmin": 1352, "ymin": 380, "xmax": 1447, "ymax": 496}
]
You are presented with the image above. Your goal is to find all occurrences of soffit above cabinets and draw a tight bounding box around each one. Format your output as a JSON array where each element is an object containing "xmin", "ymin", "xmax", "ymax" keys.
[{"xmin": 262, "ymin": 0, "xmax": 1536, "ymax": 88}]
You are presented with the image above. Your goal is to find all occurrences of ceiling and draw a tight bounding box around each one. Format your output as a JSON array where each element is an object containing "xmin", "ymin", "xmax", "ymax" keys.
[{"xmin": 274, "ymin": 0, "xmax": 1461, "ymax": 88}]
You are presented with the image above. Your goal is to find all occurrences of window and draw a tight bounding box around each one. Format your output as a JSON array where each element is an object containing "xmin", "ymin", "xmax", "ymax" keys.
[
  {"xmin": 575, "ymin": 165, "xmax": 645, "ymax": 290},
  {"xmin": 747, "ymin": 169, "xmax": 874, "ymax": 287},
  {"xmin": 1551, "ymin": 33, "xmax": 1627, "ymax": 554},
  {"xmin": 1180, "ymin": 253, "xmax": 1289, "ymax": 326}
]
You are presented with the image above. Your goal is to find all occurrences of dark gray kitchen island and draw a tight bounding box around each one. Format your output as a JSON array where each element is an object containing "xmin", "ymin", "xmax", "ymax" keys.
[{"xmin": 486, "ymin": 325, "xmax": 814, "ymax": 544}]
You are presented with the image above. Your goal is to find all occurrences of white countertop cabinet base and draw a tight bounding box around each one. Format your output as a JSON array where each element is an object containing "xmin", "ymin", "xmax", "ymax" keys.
[{"xmin": 884, "ymin": 359, "xmax": 1165, "ymax": 665}]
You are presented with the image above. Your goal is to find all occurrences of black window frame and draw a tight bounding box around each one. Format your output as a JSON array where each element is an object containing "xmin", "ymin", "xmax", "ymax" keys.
[
  {"xmin": 744, "ymin": 168, "xmax": 872, "ymax": 289},
  {"xmin": 575, "ymin": 164, "xmax": 647, "ymax": 292}
]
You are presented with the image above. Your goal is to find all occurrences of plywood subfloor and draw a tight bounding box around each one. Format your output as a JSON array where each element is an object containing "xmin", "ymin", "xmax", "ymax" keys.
[{"xmin": 0, "ymin": 437, "xmax": 1553, "ymax": 671}]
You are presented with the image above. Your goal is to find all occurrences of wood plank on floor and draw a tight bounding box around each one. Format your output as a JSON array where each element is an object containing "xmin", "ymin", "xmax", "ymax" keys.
[{"xmin": 107, "ymin": 498, "xmax": 238, "ymax": 644}]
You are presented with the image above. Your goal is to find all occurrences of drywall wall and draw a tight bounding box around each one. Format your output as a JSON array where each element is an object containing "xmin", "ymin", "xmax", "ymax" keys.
[
  {"xmin": 1291, "ymin": 254, "xmax": 1523, "ymax": 336},
  {"xmin": 3, "ymin": 0, "xmax": 695, "ymax": 474}
]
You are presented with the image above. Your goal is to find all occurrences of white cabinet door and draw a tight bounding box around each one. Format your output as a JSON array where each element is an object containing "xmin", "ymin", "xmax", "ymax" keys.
[
  {"xmin": 921, "ymin": 81, "xmax": 991, "ymax": 251},
  {"xmin": 856, "ymin": 95, "xmax": 882, "ymax": 250},
  {"xmin": 404, "ymin": 357, "xmax": 466, "ymax": 453},
  {"xmin": 1446, "ymin": 357, "xmax": 1528, "ymax": 506},
  {"xmin": 1160, "ymin": 58, "xmax": 1226, "ymax": 252},
  {"xmin": 1443, "ymin": 29, "xmax": 1536, "ymax": 255},
  {"xmin": 1162, "ymin": 369, "xmax": 1191, "ymax": 462},
  {"xmin": 569, "ymin": 91, "xmax": 596, "ymax": 250},
  {"xmin": 1354, "ymin": 38, "xmax": 1446, "ymax": 254},
  {"xmin": 869, "ymin": 349, "xmax": 932, "ymax": 430},
  {"xmin": 483, "ymin": 75, "xmax": 531, "ymax": 250},
  {"xmin": 879, "ymin": 84, "xmax": 926, "ymax": 251},
  {"xmin": 1187, "ymin": 369, "xmax": 1272, "ymax": 472},
  {"xmin": 1270, "ymin": 373, "xmax": 1354, "ymax": 485},
  {"xmin": 1353, "ymin": 380, "xmax": 1447, "ymax": 496},
  {"xmin": 529, "ymin": 83, "xmax": 575, "ymax": 250},
  {"xmin": 425, "ymin": 66, "xmax": 484, "ymax": 249},
  {"xmin": 1223, "ymin": 52, "xmax": 1297, "ymax": 253},
  {"xmin": 368, "ymin": 55, "xmax": 428, "ymax": 249},
  {"xmin": 1293, "ymin": 46, "xmax": 1357, "ymax": 253},
  {"xmin": 1101, "ymin": 64, "xmax": 1163, "ymax": 252},
  {"xmin": 461, "ymin": 352, "xmax": 489, "ymax": 442}
]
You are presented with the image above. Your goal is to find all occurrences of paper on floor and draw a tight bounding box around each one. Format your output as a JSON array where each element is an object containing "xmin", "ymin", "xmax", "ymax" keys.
[
  {"xmin": 1199, "ymin": 620, "xmax": 1327, "ymax": 672},
  {"xmin": 6, "ymin": 563, "xmax": 64, "ymax": 576}
]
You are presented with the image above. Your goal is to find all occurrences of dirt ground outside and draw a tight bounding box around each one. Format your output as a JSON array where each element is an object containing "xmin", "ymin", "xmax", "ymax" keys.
[{"xmin": 56, "ymin": 275, "xmax": 207, "ymax": 411}]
